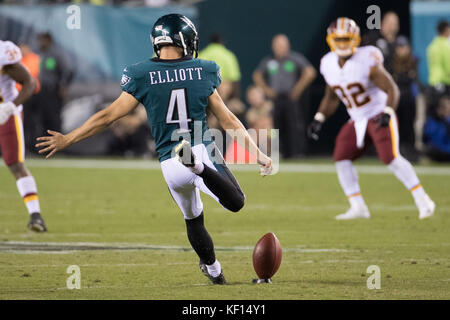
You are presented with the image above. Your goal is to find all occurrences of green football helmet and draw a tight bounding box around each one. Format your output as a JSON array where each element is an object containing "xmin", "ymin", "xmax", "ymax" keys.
[{"xmin": 150, "ymin": 14, "xmax": 199, "ymax": 58}]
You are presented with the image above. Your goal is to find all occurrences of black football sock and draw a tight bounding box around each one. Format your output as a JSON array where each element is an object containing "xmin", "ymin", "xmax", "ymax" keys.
[
  {"xmin": 185, "ymin": 212, "xmax": 216, "ymax": 265},
  {"xmin": 199, "ymin": 165, "xmax": 245, "ymax": 212}
]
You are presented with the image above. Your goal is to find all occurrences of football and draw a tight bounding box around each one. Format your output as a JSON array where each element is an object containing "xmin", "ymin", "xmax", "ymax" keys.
[{"xmin": 252, "ymin": 232, "xmax": 282, "ymax": 280}]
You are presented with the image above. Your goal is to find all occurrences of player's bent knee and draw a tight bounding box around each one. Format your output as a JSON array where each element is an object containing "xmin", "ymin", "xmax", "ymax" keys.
[{"xmin": 226, "ymin": 192, "xmax": 245, "ymax": 213}]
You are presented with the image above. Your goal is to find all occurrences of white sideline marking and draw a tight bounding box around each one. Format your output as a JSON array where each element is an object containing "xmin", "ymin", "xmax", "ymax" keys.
[
  {"xmin": 2, "ymin": 258, "xmax": 448, "ymax": 268},
  {"xmin": 1, "ymin": 158, "xmax": 449, "ymax": 175},
  {"xmin": 0, "ymin": 240, "xmax": 353, "ymax": 254}
]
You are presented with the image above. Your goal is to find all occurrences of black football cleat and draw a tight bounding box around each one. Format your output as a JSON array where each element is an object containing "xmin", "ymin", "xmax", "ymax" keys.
[
  {"xmin": 199, "ymin": 261, "xmax": 226, "ymax": 285},
  {"xmin": 174, "ymin": 139, "xmax": 196, "ymax": 167},
  {"xmin": 27, "ymin": 212, "xmax": 48, "ymax": 232}
]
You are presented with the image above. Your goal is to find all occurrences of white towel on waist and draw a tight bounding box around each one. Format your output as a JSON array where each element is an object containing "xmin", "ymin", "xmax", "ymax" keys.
[{"xmin": 354, "ymin": 118, "xmax": 368, "ymax": 149}]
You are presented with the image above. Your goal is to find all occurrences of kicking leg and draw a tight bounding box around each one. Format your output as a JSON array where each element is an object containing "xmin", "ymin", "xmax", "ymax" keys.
[
  {"xmin": 161, "ymin": 158, "xmax": 225, "ymax": 284},
  {"xmin": 184, "ymin": 212, "xmax": 225, "ymax": 284},
  {"xmin": 175, "ymin": 140, "xmax": 245, "ymax": 212}
]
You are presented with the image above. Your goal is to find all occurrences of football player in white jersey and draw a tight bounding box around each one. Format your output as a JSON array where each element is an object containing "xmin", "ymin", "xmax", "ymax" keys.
[
  {"xmin": 307, "ymin": 18, "xmax": 435, "ymax": 220},
  {"xmin": 0, "ymin": 40, "xmax": 47, "ymax": 231}
]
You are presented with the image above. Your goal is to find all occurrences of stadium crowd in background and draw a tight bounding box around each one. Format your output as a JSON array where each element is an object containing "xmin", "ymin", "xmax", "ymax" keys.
[
  {"xmin": 423, "ymin": 93, "xmax": 450, "ymax": 162},
  {"xmin": 423, "ymin": 20, "xmax": 450, "ymax": 162},
  {"xmin": 391, "ymin": 35, "xmax": 419, "ymax": 162},
  {"xmin": 245, "ymin": 85, "xmax": 273, "ymax": 155},
  {"xmin": 198, "ymin": 34, "xmax": 245, "ymax": 153},
  {"xmin": 363, "ymin": 11, "xmax": 400, "ymax": 73},
  {"xmin": 21, "ymin": 33, "xmax": 74, "ymax": 155},
  {"xmin": 427, "ymin": 20, "xmax": 450, "ymax": 89},
  {"xmin": 2, "ymin": 3, "xmax": 449, "ymax": 163}
]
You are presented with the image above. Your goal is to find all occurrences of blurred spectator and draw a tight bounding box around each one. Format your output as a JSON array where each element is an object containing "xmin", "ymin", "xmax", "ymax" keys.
[
  {"xmin": 363, "ymin": 11, "xmax": 400, "ymax": 73},
  {"xmin": 108, "ymin": 105, "xmax": 153, "ymax": 158},
  {"xmin": 391, "ymin": 35, "xmax": 419, "ymax": 162},
  {"xmin": 17, "ymin": 43, "xmax": 42, "ymax": 153},
  {"xmin": 253, "ymin": 34, "xmax": 316, "ymax": 158},
  {"xmin": 245, "ymin": 85, "xmax": 273, "ymax": 154},
  {"xmin": 17, "ymin": 44, "xmax": 41, "ymax": 93},
  {"xmin": 426, "ymin": 20, "xmax": 450, "ymax": 88},
  {"xmin": 423, "ymin": 94, "xmax": 450, "ymax": 162},
  {"xmin": 35, "ymin": 32, "xmax": 73, "ymax": 134},
  {"xmin": 198, "ymin": 34, "xmax": 241, "ymax": 99}
]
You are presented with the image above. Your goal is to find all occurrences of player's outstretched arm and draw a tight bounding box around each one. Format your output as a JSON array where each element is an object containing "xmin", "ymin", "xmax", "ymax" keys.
[
  {"xmin": 315, "ymin": 84, "xmax": 341, "ymax": 119},
  {"xmin": 307, "ymin": 85, "xmax": 340, "ymax": 140},
  {"xmin": 36, "ymin": 92, "xmax": 139, "ymax": 158},
  {"xmin": 208, "ymin": 89, "xmax": 272, "ymax": 175},
  {"xmin": 369, "ymin": 64, "xmax": 400, "ymax": 110},
  {"xmin": 3, "ymin": 63, "xmax": 36, "ymax": 106}
]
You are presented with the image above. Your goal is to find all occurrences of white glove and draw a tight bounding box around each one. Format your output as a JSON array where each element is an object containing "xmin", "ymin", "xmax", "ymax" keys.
[{"xmin": 0, "ymin": 101, "xmax": 16, "ymax": 125}]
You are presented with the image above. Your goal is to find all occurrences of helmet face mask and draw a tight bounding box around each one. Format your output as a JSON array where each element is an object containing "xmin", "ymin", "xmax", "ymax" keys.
[
  {"xmin": 326, "ymin": 17, "xmax": 361, "ymax": 58},
  {"xmin": 151, "ymin": 14, "xmax": 199, "ymax": 58}
]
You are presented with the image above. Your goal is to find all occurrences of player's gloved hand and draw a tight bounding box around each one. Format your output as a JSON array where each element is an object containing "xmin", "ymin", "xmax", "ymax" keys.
[
  {"xmin": 0, "ymin": 101, "xmax": 16, "ymax": 125},
  {"xmin": 376, "ymin": 112, "xmax": 391, "ymax": 128},
  {"xmin": 307, "ymin": 120, "xmax": 323, "ymax": 141},
  {"xmin": 307, "ymin": 112, "xmax": 325, "ymax": 141}
]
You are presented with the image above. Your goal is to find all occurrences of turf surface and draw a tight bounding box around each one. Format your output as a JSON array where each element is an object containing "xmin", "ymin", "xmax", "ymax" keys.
[{"xmin": 0, "ymin": 158, "xmax": 449, "ymax": 299}]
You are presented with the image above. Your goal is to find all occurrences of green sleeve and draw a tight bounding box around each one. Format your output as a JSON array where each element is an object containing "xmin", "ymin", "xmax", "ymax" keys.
[
  {"xmin": 209, "ymin": 62, "xmax": 222, "ymax": 90},
  {"xmin": 120, "ymin": 65, "xmax": 146, "ymax": 102}
]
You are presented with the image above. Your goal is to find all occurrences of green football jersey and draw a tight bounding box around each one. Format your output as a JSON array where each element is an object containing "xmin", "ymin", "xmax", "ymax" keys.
[{"xmin": 120, "ymin": 56, "xmax": 221, "ymax": 162}]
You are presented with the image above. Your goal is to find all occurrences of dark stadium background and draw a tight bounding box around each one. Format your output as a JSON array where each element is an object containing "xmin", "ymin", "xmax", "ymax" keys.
[
  {"xmin": 0, "ymin": 0, "xmax": 436, "ymax": 157},
  {"xmin": 196, "ymin": 0, "xmax": 411, "ymax": 155}
]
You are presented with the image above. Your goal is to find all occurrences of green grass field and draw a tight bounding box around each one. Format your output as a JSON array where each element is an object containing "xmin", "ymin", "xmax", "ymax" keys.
[{"xmin": 0, "ymin": 158, "xmax": 449, "ymax": 299}]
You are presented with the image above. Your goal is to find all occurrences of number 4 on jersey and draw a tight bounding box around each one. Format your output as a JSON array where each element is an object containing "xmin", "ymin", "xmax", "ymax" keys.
[{"xmin": 166, "ymin": 88, "xmax": 192, "ymax": 133}]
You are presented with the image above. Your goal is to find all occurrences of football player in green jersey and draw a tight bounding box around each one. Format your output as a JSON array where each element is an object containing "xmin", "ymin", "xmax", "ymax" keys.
[{"xmin": 36, "ymin": 14, "xmax": 272, "ymax": 285}]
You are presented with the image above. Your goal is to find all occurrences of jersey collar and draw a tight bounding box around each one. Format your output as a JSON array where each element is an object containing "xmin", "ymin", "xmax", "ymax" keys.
[{"xmin": 151, "ymin": 55, "xmax": 193, "ymax": 63}]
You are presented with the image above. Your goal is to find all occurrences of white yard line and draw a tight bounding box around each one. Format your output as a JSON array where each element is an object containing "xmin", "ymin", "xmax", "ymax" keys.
[
  {"xmin": 0, "ymin": 240, "xmax": 353, "ymax": 254},
  {"xmin": 2, "ymin": 258, "xmax": 448, "ymax": 268},
  {"xmin": 1, "ymin": 158, "xmax": 449, "ymax": 175}
]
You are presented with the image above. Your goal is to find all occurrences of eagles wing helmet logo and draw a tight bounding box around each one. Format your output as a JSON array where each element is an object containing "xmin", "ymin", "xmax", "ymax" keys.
[
  {"xmin": 121, "ymin": 74, "xmax": 131, "ymax": 86},
  {"xmin": 180, "ymin": 16, "xmax": 197, "ymax": 33}
]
